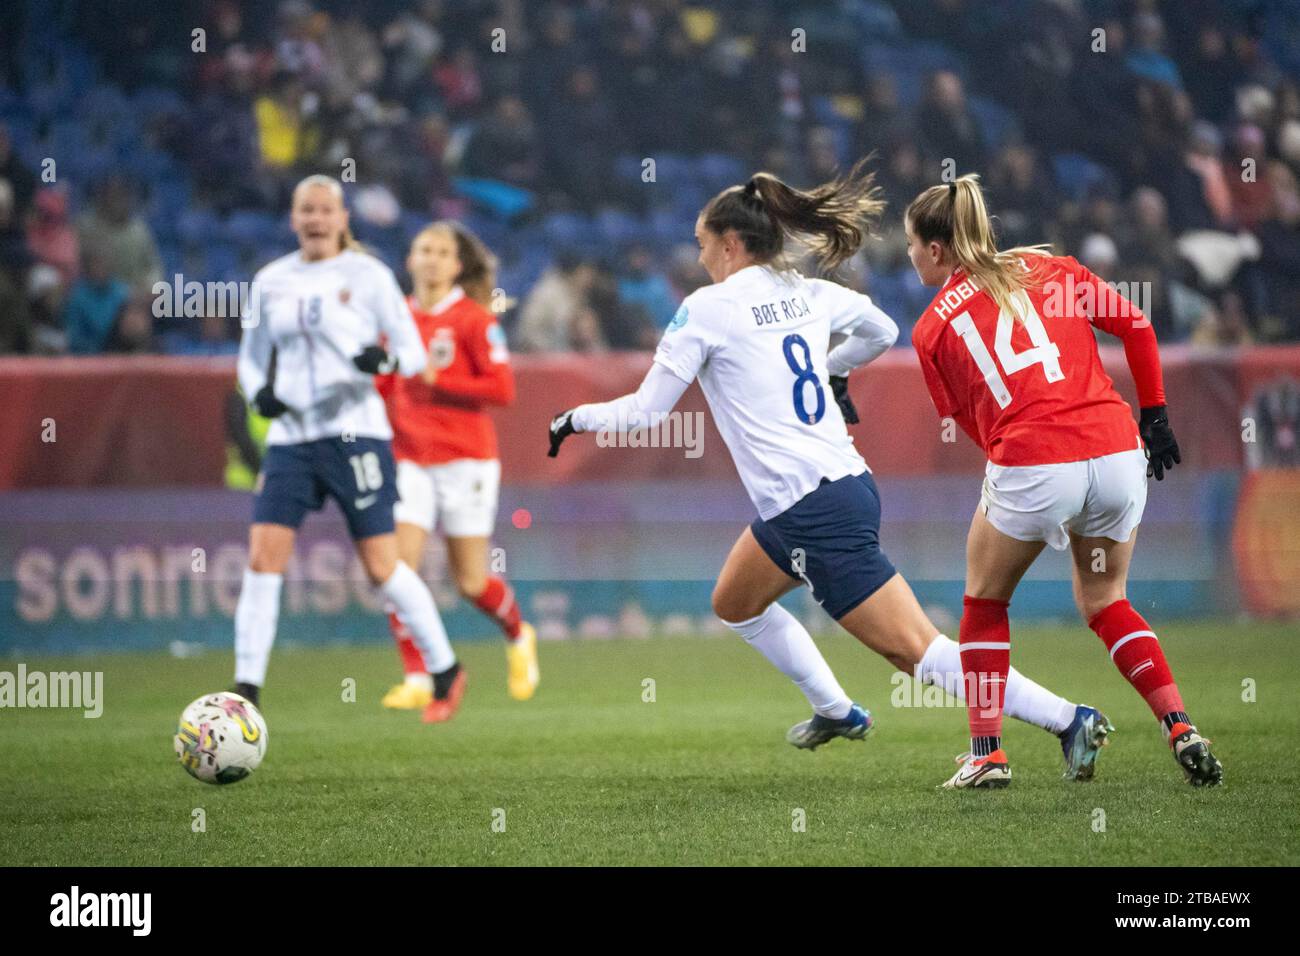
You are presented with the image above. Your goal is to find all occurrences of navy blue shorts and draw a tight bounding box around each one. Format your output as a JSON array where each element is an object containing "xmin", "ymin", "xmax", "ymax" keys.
[
  {"xmin": 750, "ymin": 471, "xmax": 898, "ymax": 620},
  {"xmin": 254, "ymin": 436, "xmax": 399, "ymax": 540}
]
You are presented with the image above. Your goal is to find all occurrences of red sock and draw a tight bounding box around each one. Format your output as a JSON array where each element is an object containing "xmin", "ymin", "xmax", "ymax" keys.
[
  {"xmin": 388, "ymin": 611, "xmax": 426, "ymax": 676},
  {"xmin": 475, "ymin": 576, "xmax": 522, "ymax": 640},
  {"xmin": 959, "ymin": 596, "xmax": 1011, "ymax": 741},
  {"xmin": 1089, "ymin": 599, "xmax": 1183, "ymax": 721}
]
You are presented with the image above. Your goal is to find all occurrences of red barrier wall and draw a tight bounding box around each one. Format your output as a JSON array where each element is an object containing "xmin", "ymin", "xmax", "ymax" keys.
[{"xmin": 1, "ymin": 345, "xmax": 1296, "ymax": 489}]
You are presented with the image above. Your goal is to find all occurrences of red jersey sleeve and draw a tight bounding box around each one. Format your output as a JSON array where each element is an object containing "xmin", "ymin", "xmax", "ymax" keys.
[
  {"xmin": 1060, "ymin": 256, "xmax": 1165, "ymax": 408},
  {"xmin": 430, "ymin": 312, "xmax": 516, "ymax": 406},
  {"xmin": 913, "ymin": 318, "xmax": 982, "ymax": 447}
]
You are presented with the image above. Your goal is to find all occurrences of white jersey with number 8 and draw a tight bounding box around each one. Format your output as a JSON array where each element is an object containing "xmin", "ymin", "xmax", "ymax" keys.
[{"xmin": 653, "ymin": 264, "xmax": 897, "ymax": 519}]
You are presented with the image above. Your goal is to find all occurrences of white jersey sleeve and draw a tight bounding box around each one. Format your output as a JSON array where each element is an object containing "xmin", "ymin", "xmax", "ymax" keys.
[
  {"xmin": 570, "ymin": 362, "xmax": 691, "ymax": 433},
  {"xmin": 369, "ymin": 263, "xmax": 427, "ymax": 378},
  {"xmin": 237, "ymin": 277, "xmax": 272, "ymax": 401},
  {"xmin": 652, "ymin": 287, "xmax": 733, "ymax": 385},
  {"xmin": 810, "ymin": 278, "xmax": 900, "ymax": 377}
]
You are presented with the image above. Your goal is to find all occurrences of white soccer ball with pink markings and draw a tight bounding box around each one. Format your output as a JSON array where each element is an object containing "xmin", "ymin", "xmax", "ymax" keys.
[{"xmin": 174, "ymin": 691, "xmax": 268, "ymax": 785}]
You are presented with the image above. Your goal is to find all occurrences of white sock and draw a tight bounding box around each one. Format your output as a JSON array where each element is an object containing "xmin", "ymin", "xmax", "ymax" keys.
[
  {"xmin": 404, "ymin": 672, "xmax": 434, "ymax": 691},
  {"xmin": 917, "ymin": 635, "xmax": 1075, "ymax": 734},
  {"xmin": 234, "ymin": 569, "xmax": 282, "ymax": 687},
  {"xmin": 724, "ymin": 603, "xmax": 853, "ymax": 719},
  {"xmin": 381, "ymin": 561, "xmax": 455, "ymax": 674}
]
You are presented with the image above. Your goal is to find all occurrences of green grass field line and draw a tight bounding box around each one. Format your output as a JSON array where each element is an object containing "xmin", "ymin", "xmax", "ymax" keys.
[{"xmin": 1, "ymin": 622, "xmax": 1296, "ymax": 866}]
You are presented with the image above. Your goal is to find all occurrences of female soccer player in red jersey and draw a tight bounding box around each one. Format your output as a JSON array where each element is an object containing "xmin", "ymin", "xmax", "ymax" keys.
[
  {"xmin": 377, "ymin": 222, "xmax": 538, "ymax": 713},
  {"xmin": 905, "ymin": 174, "xmax": 1222, "ymax": 788}
]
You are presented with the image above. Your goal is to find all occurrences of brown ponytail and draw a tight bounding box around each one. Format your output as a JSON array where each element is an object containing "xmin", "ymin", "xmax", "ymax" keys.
[
  {"xmin": 905, "ymin": 173, "xmax": 1051, "ymax": 319},
  {"xmin": 701, "ymin": 158, "xmax": 885, "ymax": 273}
]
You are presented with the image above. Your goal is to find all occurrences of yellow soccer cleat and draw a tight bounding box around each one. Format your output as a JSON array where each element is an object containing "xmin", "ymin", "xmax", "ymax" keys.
[
  {"xmin": 506, "ymin": 622, "xmax": 540, "ymax": 701},
  {"xmin": 382, "ymin": 681, "xmax": 433, "ymax": 710}
]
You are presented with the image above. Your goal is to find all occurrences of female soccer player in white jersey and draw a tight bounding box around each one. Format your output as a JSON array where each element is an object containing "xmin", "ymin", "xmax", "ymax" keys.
[
  {"xmin": 905, "ymin": 175, "xmax": 1221, "ymax": 788},
  {"xmin": 232, "ymin": 174, "xmax": 466, "ymax": 724},
  {"xmin": 548, "ymin": 164, "xmax": 1111, "ymax": 779}
]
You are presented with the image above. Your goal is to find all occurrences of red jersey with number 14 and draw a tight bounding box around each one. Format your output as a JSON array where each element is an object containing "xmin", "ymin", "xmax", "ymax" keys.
[
  {"xmin": 377, "ymin": 287, "xmax": 516, "ymax": 465},
  {"xmin": 911, "ymin": 255, "xmax": 1165, "ymax": 467}
]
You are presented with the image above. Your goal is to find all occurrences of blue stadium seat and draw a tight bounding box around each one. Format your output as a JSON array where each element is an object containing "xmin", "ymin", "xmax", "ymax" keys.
[
  {"xmin": 968, "ymin": 96, "xmax": 1023, "ymax": 151},
  {"xmin": 1050, "ymin": 152, "xmax": 1115, "ymax": 202}
]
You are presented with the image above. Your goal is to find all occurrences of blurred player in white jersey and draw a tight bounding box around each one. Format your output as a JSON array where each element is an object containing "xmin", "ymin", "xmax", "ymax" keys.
[
  {"xmin": 232, "ymin": 175, "xmax": 465, "ymax": 723},
  {"xmin": 548, "ymin": 163, "xmax": 1110, "ymax": 779}
]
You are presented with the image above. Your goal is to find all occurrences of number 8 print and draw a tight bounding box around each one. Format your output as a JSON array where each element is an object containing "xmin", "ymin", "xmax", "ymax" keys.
[{"xmin": 782, "ymin": 333, "xmax": 826, "ymax": 425}]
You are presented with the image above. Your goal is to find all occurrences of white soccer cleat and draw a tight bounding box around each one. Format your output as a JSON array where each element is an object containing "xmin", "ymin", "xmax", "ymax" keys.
[{"xmin": 941, "ymin": 749, "xmax": 1011, "ymax": 789}]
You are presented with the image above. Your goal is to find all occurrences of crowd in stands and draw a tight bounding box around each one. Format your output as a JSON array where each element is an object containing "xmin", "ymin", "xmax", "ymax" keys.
[{"xmin": 1, "ymin": 0, "xmax": 1298, "ymax": 356}]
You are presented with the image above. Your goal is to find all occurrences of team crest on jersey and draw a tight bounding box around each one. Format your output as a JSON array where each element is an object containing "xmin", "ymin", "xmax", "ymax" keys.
[
  {"xmin": 667, "ymin": 303, "xmax": 689, "ymax": 331},
  {"xmin": 339, "ymin": 288, "xmax": 351, "ymax": 305}
]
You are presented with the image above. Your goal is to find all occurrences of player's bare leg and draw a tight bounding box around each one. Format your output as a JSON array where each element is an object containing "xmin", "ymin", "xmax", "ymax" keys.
[
  {"xmin": 713, "ymin": 529, "xmax": 872, "ymax": 748},
  {"xmin": 1070, "ymin": 531, "xmax": 1222, "ymax": 786},
  {"xmin": 357, "ymin": 532, "xmax": 463, "ymax": 723},
  {"xmin": 447, "ymin": 535, "xmax": 538, "ymax": 701},
  {"xmin": 380, "ymin": 522, "xmax": 435, "ymax": 709},
  {"xmin": 232, "ymin": 522, "xmax": 298, "ymax": 707}
]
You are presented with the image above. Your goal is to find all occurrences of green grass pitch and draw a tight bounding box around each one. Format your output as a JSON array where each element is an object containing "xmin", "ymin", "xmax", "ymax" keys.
[{"xmin": 2, "ymin": 621, "xmax": 1296, "ymax": 866}]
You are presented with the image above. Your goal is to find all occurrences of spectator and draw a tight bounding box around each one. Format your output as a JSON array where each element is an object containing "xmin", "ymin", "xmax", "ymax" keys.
[
  {"xmin": 26, "ymin": 188, "xmax": 78, "ymax": 286},
  {"xmin": 617, "ymin": 244, "xmax": 679, "ymax": 329},
  {"xmin": 1192, "ymin": 291, "xmax": 1254, "ymax": 348},
  {"xmin": 253, "ymin": 71, "xmax": 318, "ymax": 171},
  {"xmin": 76, "ymin": 177, "xmax": 164, "ymax": 297},
  {"xmin": 461, "ymin": 95, "xmax": 539, "ymax": 189},
  {"xmin": 514, "ymin": 255, "xmax": 597, "ymax": 352},
  {"xmin": 0, "ymin": 123, "xmax": 35, "ymax": 215},
  {"xmin": 63, "ymin": 250, "xmax": 130, "ymax": 354},
  {"xmin": 916, "ymin": 70, "xmax": 985, "ymax": 172}
]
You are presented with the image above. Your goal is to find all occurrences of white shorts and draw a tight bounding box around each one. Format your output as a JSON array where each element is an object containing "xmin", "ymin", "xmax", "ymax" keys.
[
  {"xmin": 394, "ymin": 458, "xmax": 501, "ymax": 538},
  {"xmin": 980, "ymin": 446, "xmax": 1148, "ymax": 551}
]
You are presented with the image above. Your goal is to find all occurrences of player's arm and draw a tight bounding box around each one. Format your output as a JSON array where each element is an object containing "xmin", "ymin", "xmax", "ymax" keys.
[
  {"xmin": 549, "ymin": 290, "xmax": 720, "ymax": 457},
  {"xmin": 1064, "ymin": 257, "xmax": 1180, "ymax": 478},
  {"xmin": 358, "ymin": 268, "xmax": 429, "ymax": 378},
  {"xmin": 816, "ymin": 280, "xmax": 899, "ymax": 424},
  {"xmin": 237, "ymin": 282, "xmax": 288, "ymax": 418},
  {"xmin": 918, "ymin": 334, "xmax": 980, "ymax": 446},
  {"xmin": 429, "ymin": 316, "xmax": 517, "ymax": 406},
  {"xmin": 548, "ymin": 362, "xmax": 691, "ymax": 457}
]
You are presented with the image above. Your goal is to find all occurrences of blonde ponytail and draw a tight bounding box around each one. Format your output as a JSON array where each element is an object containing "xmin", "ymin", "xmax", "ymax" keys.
[{"xmin": 906, "ymin": 174, "xmax": 1051, "ymax": 319}]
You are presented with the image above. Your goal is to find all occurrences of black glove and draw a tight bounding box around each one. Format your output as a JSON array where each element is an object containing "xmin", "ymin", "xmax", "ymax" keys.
[
  {"xmin": 352, "ymin": 345, "xmax": 398, "ymax": 375},
  {"xmin": 252, "ymin": 385, "xmax": 289, "ymax": 419},
  {"xmin": 1139, "ymin": 405, "xmax": 1181, "ymax": 480},
  {"xmin": 829, "ymin": 375, "xmax": 859, "ymax": 425},
  {"xmin": 548, "ymin": 409, "xmax": 576, "ymax": 458}
]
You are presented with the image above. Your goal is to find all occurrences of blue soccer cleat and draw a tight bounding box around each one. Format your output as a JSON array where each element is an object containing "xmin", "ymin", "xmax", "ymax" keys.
[
  {"xmin": 1058, "ymin": 704, "xmax": 1113, "ymax": 781},
  {"xmin": 786, "ymin": 703, "xmax": 873, "ymax": 750}
]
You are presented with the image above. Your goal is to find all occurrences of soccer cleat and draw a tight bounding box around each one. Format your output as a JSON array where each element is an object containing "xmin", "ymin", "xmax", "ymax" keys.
[
  {"xmin": 941, "ymin": 749, "xmax": 1011, "ymax": 789},
  {"xmin": 232, "ymin": 682, "xmax": 260, "ymax": 709},
  {"xmin": 786, "ymin": 703, "xmax": 873, "ymax": 750},
  {"xmin": 381, "ymin": 681, "xmax": 432, "ymax": 710},
  {"xmin": 1168, "ymin": 722, "xmax": 1223, "ymax": 787},
  {"xmin": 506, "ymin": 621, "xmax": 540, "ymax": 701},
  {"xmin": 1058, "ymin": 704, "xmax": 1114, "ymax": 781},
  {"xmin": 422, "ymin": 668, "xmax": 468, "ymax": 724}
]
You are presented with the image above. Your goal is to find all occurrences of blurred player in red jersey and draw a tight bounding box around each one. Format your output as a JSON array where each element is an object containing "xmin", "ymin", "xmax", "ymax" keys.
[
  {"xmin": 906, "ymin": 175, "xmax": 1222, "ymax": 789},
  {"xmin": 377, "ymin": 222, "xmax": 538, "ymax": 714}
]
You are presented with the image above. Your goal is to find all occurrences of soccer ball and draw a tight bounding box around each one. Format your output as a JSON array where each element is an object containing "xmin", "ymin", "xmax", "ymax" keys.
[{"xmin": 173, "ymin": 692, "xmax": 268, "ymax": 785}]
